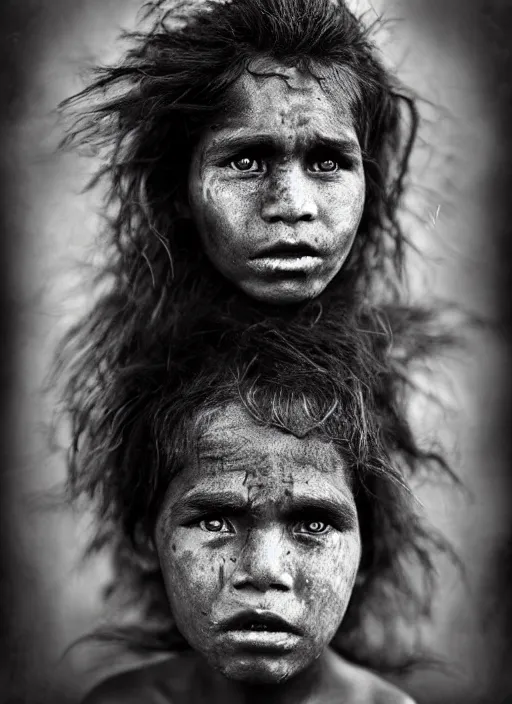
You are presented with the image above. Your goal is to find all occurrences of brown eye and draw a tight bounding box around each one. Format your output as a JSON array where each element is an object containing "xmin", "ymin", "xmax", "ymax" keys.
[
  {"xmin": 199, "ymin": 517, "xmax": 233, "ymax": 533},
  {"xmin": 229, "ymin": 157, "xmax": 260, "ymax": 172},
  {"xmin": 295, "ymin": 520, "xmax": 329, "ymax": 535},
  {"xmin": 310, "ymin": 158, "xmax": 338, "ymax": 173}
]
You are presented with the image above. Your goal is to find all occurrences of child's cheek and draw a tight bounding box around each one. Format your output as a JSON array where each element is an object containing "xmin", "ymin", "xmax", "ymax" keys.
[
  {"xmin": 162, "ymin": 544, "xmax": 211, "ymax": 637},
  {"xmin": 328, "ymin": 532, "xmax": 361, "ymax": 596},
  {"xmin": 164, "ymin": 537, "xmax": 232, "ymax": 620},
  {"xmin": 199, "ymin": 174, "xmax": 239, "ymax": 251},
  {"xmin": 294, "ymin": 533, "xmax": 361, "ymax": 644}
]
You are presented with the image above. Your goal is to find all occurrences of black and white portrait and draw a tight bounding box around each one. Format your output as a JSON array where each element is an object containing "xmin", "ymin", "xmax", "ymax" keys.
[{"xmin": 0, "ymin": 1, "xmax": 510, "ymax": 703}]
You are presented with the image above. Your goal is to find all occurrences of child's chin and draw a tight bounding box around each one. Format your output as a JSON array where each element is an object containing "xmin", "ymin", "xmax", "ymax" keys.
[
  {"xmin": 215, "ymin": 654, "xmax": 306, "ymax": 685},
  {"xmin": 241, "ymin": 276, "xmax": 329, "ymax": 306}
]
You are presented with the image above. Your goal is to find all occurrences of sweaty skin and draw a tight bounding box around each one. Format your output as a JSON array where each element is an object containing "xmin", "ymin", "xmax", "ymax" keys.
[
  {"xmin": 188, "ymin": 60, "xmax": 366, "ymax": 304},
  {"xmin": 82, "ymin": 405, "xmax": 416, "ymax": 704}
]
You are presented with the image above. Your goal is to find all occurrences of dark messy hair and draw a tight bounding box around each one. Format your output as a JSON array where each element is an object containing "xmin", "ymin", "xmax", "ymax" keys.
[
  {"xmin": 62, "ymin": 0, "xmax": 417, "ymax": 304},
  {"xmin": 62, "ymin": 298, "xmax": 457, "ymax": 671},
  {"xmin": 55, "ymin": 0, "xmax": 459, "ymax": 674}
]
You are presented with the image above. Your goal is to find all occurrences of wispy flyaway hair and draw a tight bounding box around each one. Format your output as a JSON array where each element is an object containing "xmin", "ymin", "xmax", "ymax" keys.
[
  {"xmin": 62, "ymin": 0, "xmax": 416, "ymax": 303},
  {"xmin": 63, "ymin": 298, "xmax": 456, "ymax": 670},
  {"xmin": 55, "ymin": 0, "xmax": 459, "ymax": 673}
]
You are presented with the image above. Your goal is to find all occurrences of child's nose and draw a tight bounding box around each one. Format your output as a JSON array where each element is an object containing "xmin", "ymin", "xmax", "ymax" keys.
[
  {"xmin": 231, "ymin": 527, "xmax": 293, "ymax": 593},
  {"xmin": 260, "ymin": 164, "xmax": 318, "ymax": 225}
]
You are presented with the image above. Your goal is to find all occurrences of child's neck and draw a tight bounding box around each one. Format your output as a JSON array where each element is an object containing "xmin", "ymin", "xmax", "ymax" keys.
[{"xmin": 192, "ymin": 649, "xmax": 339, "ymax": 704}]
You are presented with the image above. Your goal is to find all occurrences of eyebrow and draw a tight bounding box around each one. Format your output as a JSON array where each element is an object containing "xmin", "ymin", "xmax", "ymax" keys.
[
  {"xmin": 172, "ymin": 489, "xmax": 358, "ymax": 530},
  {"xmin": 205, "ymin": 132, "xmax": 361, "ymax": 160},
  {"xmin": 173, "ymin": 490, "xmax": 247, "ymax": 521},
  {"xmin": 284, "ymin": 495, "xmax": 357, "ymax": 530}
]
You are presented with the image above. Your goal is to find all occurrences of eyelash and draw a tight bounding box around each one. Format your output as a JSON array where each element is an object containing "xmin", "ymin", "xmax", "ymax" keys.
[
  {"xmin": 198, "ymin": 516, "xmax": 235, "ymax": 534},
  {"xmin": 195, "ymin": 515, "xmax": 332, "ymax": 537},
  {"xmin": 294, "ymin": 519, "xmax": 330, "ymax": 535},
  {"xmin": 228, "ymin": 156, "xmax": 262, "ymax": 173},
  {"xmin": 225, "ymin": 151, "xmax": 352, "ymax": 175}
]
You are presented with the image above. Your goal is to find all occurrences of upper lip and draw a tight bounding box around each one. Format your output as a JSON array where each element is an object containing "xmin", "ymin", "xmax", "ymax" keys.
[
  {"xmin": 251, "ymin": 242, "xmax": 321, "ymax": 259},
  {"xmin": 219, "ymin": 610, "xmax": 303, "ymax": 635}
]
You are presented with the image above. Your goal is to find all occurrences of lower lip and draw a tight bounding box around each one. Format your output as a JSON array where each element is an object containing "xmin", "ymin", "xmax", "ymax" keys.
[
  {"xmin": 250, "ymin": 256, "xmax": 323, "ymax": 274},
  {"xmin": 224, "ymin": 630, "xmax": 300, "ymax": 651}
]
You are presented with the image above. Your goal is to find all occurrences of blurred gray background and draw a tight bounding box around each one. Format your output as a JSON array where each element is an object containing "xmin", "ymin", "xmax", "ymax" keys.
[{"xmin": 0, "ymin": 1, "xmax": 511, "ymax": 702}]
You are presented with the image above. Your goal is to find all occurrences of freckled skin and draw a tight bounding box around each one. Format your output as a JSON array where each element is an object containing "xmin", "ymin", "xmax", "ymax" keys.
[
  {"xmin": 155, "ymin": 403, "xmax": 362, "ymax": 687},
  {"xmin": 188, "ymin": 60, "xmax": 366, "ymax": 304}
]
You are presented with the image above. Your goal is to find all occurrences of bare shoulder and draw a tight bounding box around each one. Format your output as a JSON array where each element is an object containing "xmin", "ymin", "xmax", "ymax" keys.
[
  {"xmin": 370, "ymin": 677, "xmax": 416, "ymax": 704},
  {"xmin": 328, "ymin": 651, "xmax": 416, "ymax": 704},
  {"xmin": 356, "ymin": 668, "xmax": 416, "ymax": 704}
]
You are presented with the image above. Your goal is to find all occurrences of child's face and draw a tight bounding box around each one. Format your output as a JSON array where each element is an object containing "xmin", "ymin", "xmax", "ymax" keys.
[
  {"xmin": 155, "ymin": 404, "xmax": 361, "ymax": 685},
  {"xmin": 188, "ymin": 59, "xmax": 365, "ymax": 305}
]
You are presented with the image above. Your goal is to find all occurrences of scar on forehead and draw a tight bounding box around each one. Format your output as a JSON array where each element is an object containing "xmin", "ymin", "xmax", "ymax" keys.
[
  {"xmin": 247, "ymin": 69, "xmax": 319, "ymax": 91},
  {"xmin": 246, "ymin": 57, "xmax": 321, "ymax": 92}
]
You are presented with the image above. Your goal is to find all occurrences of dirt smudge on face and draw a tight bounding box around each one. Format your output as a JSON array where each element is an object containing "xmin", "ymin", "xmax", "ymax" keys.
[{"xmin": 294, "ymin": 570, "xmax": 312, "ymax": 597}]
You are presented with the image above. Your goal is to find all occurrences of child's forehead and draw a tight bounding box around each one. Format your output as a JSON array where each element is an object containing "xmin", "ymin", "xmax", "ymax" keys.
[
  {"xmin": 159, "ymin": 405, "xmax": 356, "ymax": 519},
  {"xmin": 219, "ymin": 57, "xmax": 358, "ymax": 129},
  {"xmin": 188, "ymin": 404, "xmax": 345, "ymax": 477}
]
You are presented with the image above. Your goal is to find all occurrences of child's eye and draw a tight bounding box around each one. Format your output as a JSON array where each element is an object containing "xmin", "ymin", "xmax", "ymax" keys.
[
  {"xmin": 294, "ymin": 520, "xmax": 330, "ymax": 535},
  {"xmin": 309, "ymin": 157, "xmax": 339, "ymax": 173},
  {"xmin": 228, "ymin": 156, "xmax": 262, "ymax": 172},
  {"xmin": 199, "ymin": 517, "xmax": 234, "ymax": 533}
]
